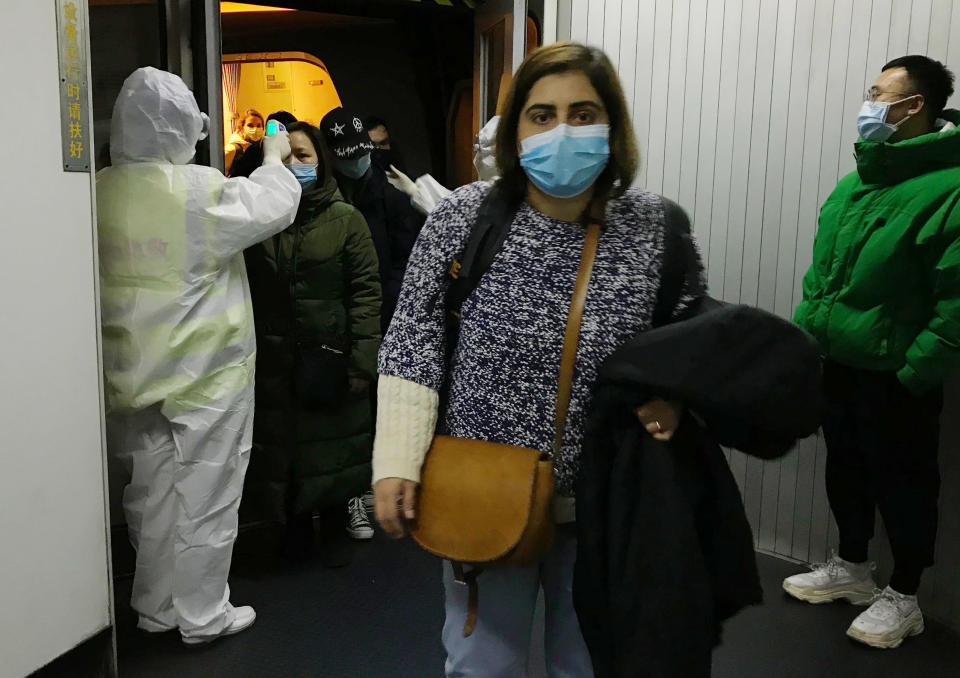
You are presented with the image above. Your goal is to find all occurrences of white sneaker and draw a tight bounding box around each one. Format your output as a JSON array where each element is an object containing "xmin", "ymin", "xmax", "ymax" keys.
[
  {"xmin": 181, "ymin": 604, "xmax": 256, "ymax": 646},
  {"xmin": 782, "ymin": 552, "xmax": 877, "ymax": 605},
  {"xmin": 347, "ymin": 496, "xmax": 374, "ymax": 540},
  {"xmin": 361, "ymin": 489, "xmax": 375, "ymax": 515},
  {"xmin": 847, "ymin": 586, "xmax": 924, "ymax": 649}
]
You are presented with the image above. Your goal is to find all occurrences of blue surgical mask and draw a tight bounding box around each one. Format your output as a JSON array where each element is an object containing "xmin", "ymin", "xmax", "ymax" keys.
[
  {"xmin": 857, "ymin": 97, "xmax": 915, "ymax": 142},
  {"xmin": 520, "ymin": 124, "xmax": 610, "ymax": 198},
  {"xmin": 336, "ymin": 154, "xmax": 371, "ymax": 179},
  {"xmin": 286, "ymin": 163, "xmax": 317, "ymax": 188}
]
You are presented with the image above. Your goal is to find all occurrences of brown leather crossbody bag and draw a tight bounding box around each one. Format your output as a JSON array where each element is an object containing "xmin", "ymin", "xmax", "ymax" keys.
[{"xmin": 411, "ymin": 219, "xmax": 601, "ymax": 637}]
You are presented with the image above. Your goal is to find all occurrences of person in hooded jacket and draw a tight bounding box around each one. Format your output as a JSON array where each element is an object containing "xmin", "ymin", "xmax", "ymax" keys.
[
  {"xmin": 386, "ymin": 116, "xmax": 501, "ymax": 216},
  {"xmin": 97, "ymin": 67, "xmax": 301, "ymax": 645},
  {"xmin": 225, "ymin": 108, "xmax": 265, "ymax": 175},
  {"xmin": 228, "ymin": 111, "xmax": 299, "ymax": 179},
  {"xmin": 243, "ymin": 122, "xmax": 382, "ymax": 562},
  {"xmin": 786, "ymin": 55, "xmax": 960, "ymax": 650},
  {"xmin": 321, "ymin": 107, "xmax": 425, "ymax": 333},
  {"xmin": 365, "ymin": 114, "xmax": 407, "ymax": 174}
]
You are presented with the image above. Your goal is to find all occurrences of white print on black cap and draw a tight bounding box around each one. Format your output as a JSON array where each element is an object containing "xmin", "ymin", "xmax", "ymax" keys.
[
  {"xmin": 353, "ymin": 117, "xmax": 363, "ymax": 133},
  {"xmin": 331, "ymin": 122, "xmax": 345, "ymax": 137},
  {"xmin": 334, "ymin": 143, "xmax": 372, "ymax": 158}
]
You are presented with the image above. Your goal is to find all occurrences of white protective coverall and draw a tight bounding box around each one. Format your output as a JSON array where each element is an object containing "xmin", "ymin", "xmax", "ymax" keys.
[
  {"xmin": 97, "ymin": 67, "xmax": 301, "ymax": 638},
  {"xmin": 387, "ymin": 116, "xmax": 501, "ymax": 215}
]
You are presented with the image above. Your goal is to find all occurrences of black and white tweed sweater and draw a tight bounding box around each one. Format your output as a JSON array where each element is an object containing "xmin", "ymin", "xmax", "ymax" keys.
[{"xmin": 378, "ymin": 181, "xmax": 706, "ymax": 496}]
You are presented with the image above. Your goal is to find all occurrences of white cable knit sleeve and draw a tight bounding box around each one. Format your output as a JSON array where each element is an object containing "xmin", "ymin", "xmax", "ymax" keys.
[{"xmin": 372, "ymin": 374, "xmax": 439, "ymax": 485}]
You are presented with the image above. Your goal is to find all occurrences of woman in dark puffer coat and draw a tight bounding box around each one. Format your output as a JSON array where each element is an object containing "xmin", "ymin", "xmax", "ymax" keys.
[{"xmin": 243, "ymin": 122, "xmax": 381, "ymax": 561}]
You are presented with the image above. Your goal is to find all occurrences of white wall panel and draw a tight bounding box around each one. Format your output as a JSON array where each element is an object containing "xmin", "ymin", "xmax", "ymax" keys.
[
  {"xmin": 603, "ymin": 0, "xmax": 623, "ymax": 70},
  {"xmin": 677, "ymin": 0, "xmax": 708, "ymax": 232},
  {"xmin": 0, "ymin": 1, "xmax": 113, "ymax": 675},
  {"xmin": 570, "ymin": 0, "xmax": 590, "ymax": 42},
  {"xmin": 633, "ymin": 0, "xmax": 658, "ymax": 188},
  {"xmin": 909, "ymin": 0, "xmax": 934, "ymax": 55},
  {"xmin": 618, "ymin": 0, "xmax": 640, "ymax": 123},
  {"xmin": 646, "ymin": 0, "xmax": 676, "ymax": 195},
  {"xmin": 692, "ymin": 0, "xmax": 725, "ymax": 261},
  {"xmin": 929, "ymin": 1, "xmax": 953, "ymax": 68},
  {"xmin": 661, "ymin": 0, "xmax": 690, "ymax": 200},
  {"xmin": 566, "ymin": 0, "xmax": 960, "ymax": 632}
]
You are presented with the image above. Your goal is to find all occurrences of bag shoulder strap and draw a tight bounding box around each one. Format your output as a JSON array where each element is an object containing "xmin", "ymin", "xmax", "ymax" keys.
[
  {"xmin": 553, "ymin": 222, "xmax": 601, "ymax": 455},
  {"xmin": 449, "ymin": 220, "xmax": 601, "ymax": 639},
  {"xmin": 446, "ymin": 184, "xmax": 519, "ymax": 318},
  {"xmin": 653, "ymin": 197, "xmax": 702, "ymax": 326}
]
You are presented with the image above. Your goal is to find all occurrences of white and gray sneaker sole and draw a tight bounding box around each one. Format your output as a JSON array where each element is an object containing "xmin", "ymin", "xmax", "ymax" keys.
[
  {"xmin": 847, "ymin": 613, "xmax": 925, "ymax": 649},
  {"xmin": 782, "ymin": 580, "xmax": 876, "ymax": 605},
  {"xmin": 347, "ymin": 526, "xmax": 374, "ymax": 540},
  {"xmin": 182, "ymin": 607, "xmax": 257, "ymax": 646}
]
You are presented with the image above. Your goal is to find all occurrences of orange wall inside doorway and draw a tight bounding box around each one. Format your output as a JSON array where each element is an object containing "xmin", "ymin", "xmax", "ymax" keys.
[{"xmin": 223, "ymin": 56, "xmax": 342, "ymax": 145}]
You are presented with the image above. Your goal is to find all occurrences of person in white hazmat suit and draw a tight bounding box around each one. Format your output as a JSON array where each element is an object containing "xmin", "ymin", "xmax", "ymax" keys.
[
  {"xmin": 97, "ymin": 67, "xmax": 302, "ymax": 645},
  {"xmin": 386, "ymin": 116, "xmax": 500, "ymax": 215}
]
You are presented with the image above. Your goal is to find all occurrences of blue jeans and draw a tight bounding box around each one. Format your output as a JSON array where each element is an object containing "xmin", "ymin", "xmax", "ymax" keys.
[{"xmin": 442, "ymin": 525, "xmax": 595, "ymax": 678}]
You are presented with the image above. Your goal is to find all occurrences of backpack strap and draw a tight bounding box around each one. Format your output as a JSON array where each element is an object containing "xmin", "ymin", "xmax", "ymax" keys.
[
  {"xmin": 436, "ymin": 188, "xmax": 518, "ymax": 638},
  {"xmin": 652, "ymin": 197, "xmax": 702, "ymax": 326},
  {"xmin": 441, "ymin": 185, "xmax": 520, "ymax": 374},
  {"xmin": 445, "ymin": 185, "xmax": 519, "ymax": 320}
]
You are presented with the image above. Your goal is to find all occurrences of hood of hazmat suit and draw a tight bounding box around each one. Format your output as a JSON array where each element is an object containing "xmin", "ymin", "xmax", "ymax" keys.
[
  {"xmin": 473, "ymin": 115, "xmax": 500, "ymax": 183},
  {"xmin": 97, "ymin": 67, "xmax": 301, "ymax": 638},
  {"xmin": 98, "ymin": 67, "xmax": 301, "ymax": 417}
]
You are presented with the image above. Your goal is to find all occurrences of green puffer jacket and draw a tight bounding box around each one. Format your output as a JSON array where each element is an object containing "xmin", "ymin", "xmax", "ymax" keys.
[
  {"xmin": 795, "ymin": 110, "xmax": 960, "ymax": 393},
  {"xmin": 244, "ymin": 177, "xmax": 381, "ymax": 519}
]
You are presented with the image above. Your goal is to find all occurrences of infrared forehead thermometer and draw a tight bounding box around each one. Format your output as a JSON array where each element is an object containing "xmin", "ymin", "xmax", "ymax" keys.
[{"xmin": 266, "ymin": 120, "xmax": 286, "ymax": 136}]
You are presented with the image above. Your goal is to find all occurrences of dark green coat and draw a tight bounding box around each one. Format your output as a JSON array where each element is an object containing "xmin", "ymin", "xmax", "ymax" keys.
[
  {"xmin": 245, "ymin": 177, "xmax": 381, "ymax": 519},
  {"xmin": 796, "ymin": 111, "xmax": 960, "ymax": 393}
]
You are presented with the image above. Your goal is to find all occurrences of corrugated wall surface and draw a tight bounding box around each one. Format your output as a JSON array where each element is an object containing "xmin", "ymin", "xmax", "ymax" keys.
[{"xmin": 564, "ymin": 0, "xmax": 960, "ymax": 631}]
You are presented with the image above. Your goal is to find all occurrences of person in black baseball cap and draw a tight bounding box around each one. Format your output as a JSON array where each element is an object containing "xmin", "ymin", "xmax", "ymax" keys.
[
  {"xmin": 321, "ymin": 107, "xmax": 377, "ymax": 177},
  {"xmin": 321, "ymin": 107, "xmax": 425, "ymax": 334}
]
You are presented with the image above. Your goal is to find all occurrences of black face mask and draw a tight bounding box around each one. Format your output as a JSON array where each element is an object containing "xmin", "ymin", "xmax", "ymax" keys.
[{"xmin": 371, "ymin": 148, "xmax": 404, "ymax": 172}]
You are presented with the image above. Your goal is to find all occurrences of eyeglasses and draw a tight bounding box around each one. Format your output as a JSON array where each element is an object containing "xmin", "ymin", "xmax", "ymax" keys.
[{"xmin": 864, "ymin": 87, "xmax": 915, "ymax": 102}]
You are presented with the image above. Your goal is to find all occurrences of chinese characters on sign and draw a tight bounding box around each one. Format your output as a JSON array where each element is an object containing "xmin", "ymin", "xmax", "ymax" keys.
[{"xmin": 57, "ymin": 0, "xmax": 90, "ymax": 172}]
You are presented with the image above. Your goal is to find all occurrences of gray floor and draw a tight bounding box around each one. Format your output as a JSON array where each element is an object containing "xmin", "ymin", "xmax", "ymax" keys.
[{"xmin": 115, "ymin": 527, "xmax": 960, "ymax": 678}]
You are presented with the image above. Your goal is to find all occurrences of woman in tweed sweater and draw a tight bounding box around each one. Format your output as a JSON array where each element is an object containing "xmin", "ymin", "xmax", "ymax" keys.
[{"xmin": 373, "ymin": 43, "xmax": 706, "ymax": 677}]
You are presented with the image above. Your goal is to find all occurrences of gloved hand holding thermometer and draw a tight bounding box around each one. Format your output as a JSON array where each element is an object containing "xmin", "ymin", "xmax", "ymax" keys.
[{"xmin": 262, "ymin": 120, "xmax": 290, "ymax": 166}]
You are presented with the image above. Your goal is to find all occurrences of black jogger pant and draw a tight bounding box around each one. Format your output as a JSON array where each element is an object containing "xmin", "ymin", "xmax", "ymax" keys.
[{"xmin": 821, "ymin": 360, "xmax": 942, "ymax": 595}]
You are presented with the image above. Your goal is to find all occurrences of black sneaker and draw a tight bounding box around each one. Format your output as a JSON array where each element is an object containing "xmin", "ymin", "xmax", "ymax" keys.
[
  {"xmin": 361, "ymin": 489, "xmax": 375, "ymax": 516},
  {"xmin": 346, "ymin": 496, "xmax": 374, "ymax": 540}
]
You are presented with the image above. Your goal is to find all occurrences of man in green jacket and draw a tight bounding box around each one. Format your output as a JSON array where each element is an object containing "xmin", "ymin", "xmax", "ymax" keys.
[{"xmin": 784, "ymin": 55, "xmax": 958, "ymax": 649}]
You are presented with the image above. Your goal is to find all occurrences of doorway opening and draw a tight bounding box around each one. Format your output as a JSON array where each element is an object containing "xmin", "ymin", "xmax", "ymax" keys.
[
  {"xmin": 85, "ymin": 1, "xmax": 544, "ymax": 674},
  {"xmin": 221, "ymin": 52, "xmax": 343, "ymax": 145},
  {"xmin": 220, "ymin": 1, "xmax": 476, "ymax": 186}
]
